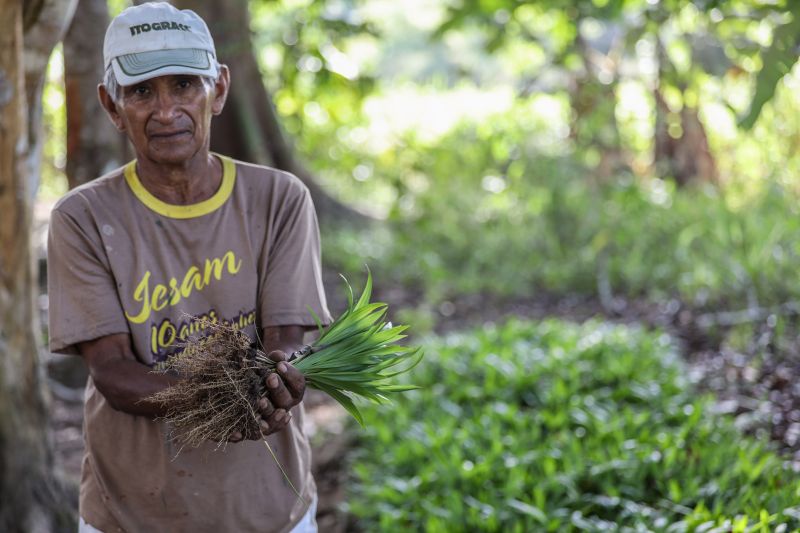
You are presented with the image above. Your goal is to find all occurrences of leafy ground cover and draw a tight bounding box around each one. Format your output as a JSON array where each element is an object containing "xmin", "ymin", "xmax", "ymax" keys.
[{"xmin": 346, "ymin": 319, "xmax": 800, "ymax": 531}]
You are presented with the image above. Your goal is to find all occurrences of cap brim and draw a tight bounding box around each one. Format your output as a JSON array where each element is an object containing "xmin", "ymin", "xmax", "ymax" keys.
[{"xmin": 112, "ymin": 48, "xmax": 217, "ymax": 86}]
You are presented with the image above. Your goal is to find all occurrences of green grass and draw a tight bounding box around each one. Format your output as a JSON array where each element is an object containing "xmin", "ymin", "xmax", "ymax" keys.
[{"xmin": 346, "ymin": 319, "xmax": 800, "ymax": 531}]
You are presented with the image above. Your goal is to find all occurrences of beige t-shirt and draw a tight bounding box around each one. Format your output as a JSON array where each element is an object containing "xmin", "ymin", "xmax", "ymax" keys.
[{"xmin": 47, "ymin": 154, "xmax": 332, "ymax": 533}]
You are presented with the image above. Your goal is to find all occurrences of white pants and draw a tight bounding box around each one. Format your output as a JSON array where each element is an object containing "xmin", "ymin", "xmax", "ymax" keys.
[{"xmin": 79, "ymin": 497, "xmax": 318, "ymax": 533}]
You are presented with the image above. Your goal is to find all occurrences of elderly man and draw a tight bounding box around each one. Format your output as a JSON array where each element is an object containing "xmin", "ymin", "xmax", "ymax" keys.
[{"xmin": 47, "ymin": 3, "xmax": 331, "ymax": 532}]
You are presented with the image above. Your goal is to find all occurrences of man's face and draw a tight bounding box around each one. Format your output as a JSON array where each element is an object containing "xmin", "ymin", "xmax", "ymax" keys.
[{"xmin": 107, "ymin": 73, "xmax": 226, "ymax": 165}]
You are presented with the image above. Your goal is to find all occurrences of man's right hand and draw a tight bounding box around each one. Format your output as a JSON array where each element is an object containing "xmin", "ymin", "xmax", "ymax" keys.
[{"xmin": 78, "ymin": 333, "xmax": 179, "ymax": 418}]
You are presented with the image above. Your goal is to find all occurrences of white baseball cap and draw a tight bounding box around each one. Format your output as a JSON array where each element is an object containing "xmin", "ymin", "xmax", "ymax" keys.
[{"xmin": 103, "ymin": 2, "xmax": 219, "ymax": 86}]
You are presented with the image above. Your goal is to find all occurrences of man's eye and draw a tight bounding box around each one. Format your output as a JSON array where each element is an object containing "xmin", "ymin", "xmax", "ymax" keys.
[{"xmin": 133, "ymin": 86, "xmax": 149, "ymax": 96}]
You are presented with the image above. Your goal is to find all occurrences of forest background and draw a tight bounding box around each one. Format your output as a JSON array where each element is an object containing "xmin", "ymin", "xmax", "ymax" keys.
[{"xmin": 4, "ymin": 0, "xmax": 800, "ymax": 531}]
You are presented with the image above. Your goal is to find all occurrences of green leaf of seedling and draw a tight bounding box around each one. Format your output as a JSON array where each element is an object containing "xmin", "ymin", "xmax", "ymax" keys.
[
  {"xmin": 316, "ymin": 384, "xmax": 364, "ymax": 426},
  {"xmin": 340, "ymin": 273, "xmax": 354, "ymax": 308},
  {"xmin": 307, "ymin": 305, "xmax": 324, "ymax": 335},
  {"xmin": 377, "ymin": 384, "xmax": 420, "ymax": 392},
  {"xmin": 356, "ymin": 267, "xmax": 373, "ymax": 308}
]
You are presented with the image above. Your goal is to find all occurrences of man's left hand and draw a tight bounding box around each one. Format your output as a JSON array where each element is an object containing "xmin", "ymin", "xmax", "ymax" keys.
[{"xmin": 259, "ymin": 350, "xmax": 306, "ymax": 431}]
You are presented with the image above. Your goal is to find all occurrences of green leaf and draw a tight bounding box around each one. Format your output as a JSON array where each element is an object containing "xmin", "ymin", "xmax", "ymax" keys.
[
  {"xmin": 739, "ymin": 12, "xmax": 800, "ymax": 130},
  {"xmin": 315, "ymin": 383, "xmax": 364, "ymax": 426}
]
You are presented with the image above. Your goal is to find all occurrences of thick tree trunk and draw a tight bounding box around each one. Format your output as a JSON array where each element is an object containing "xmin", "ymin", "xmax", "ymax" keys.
[
  {"xmin": 173, "ymin": 0, "xmax": 369, "ymax": 226},
  {"xmin": 0, "ymin": 0, "xmax": 75, "ymax": 532},
  {"xmin": 0, "ymin": 1, "xmax": 76, "ymax": 531},
  {"xmin": 63, "ymin": 0, "xmax": 128, "ymax": 188}
]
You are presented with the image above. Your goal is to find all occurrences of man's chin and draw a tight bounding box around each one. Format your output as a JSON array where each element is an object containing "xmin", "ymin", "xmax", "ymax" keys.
[{"xmin": 144, "ymin": 144, "xmax": 203, "ymax": 165}]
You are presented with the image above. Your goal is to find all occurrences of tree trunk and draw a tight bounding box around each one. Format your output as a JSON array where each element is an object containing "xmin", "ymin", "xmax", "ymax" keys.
[
  {"xmin": 23, "ymin": 0, "xmax": 78, "ymax": 197},
  {"xmin": 63, "ymin": 0, "xmax": 129, "ymax": 188},
  {"xmin": 173, "ymin": 0, "xmax": 369, "ymax": 226},
  {"xmin": 0, "ymin": 1, "xmax": 76, "ymax": 531},
  {"xmin": 653, "ymin": 37, "xmax": 718, "ymax": 186},
  {"xmin": 676, "ymin": 104, "xmax": 717, "ymax": 184},
  {"xmin": 568, "ymin": 25, "xmax": 627, "ymax": 181}
]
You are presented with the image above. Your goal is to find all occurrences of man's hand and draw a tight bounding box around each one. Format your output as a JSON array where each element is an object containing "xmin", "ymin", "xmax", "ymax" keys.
[
  {"xmin": 227, "ymin": 325, "xmax": 307, "ymax": 441},
  {"xmin": 262, "ymin": 350, "xmax": 306, "ymax": 431},
  {"xmin": 228, "ymin": 349, "xmax": 307, "ymax": 441},
  {"xmin": 225, "ymin": 392, "xmax": 283, "ymax": 441}
]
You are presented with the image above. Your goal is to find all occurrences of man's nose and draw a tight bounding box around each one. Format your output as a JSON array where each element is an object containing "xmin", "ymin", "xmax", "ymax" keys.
[{"xmin": 152, "ymin": 90, "xmax": 180, "ymax": 122}]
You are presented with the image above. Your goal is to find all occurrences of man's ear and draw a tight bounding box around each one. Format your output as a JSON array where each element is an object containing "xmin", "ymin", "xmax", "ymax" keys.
[
  {"xmin": 98, "ymin": 84, "xmax": 126, "ymax": 132},
  {"xmin": 211, "ymin": 64, "xmax": 230, "ymax": 116}
]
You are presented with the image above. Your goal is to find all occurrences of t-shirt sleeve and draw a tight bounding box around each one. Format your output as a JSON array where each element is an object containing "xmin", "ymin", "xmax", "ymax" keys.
[
  {"xmin": 258, "ymin": 183, "xmax": 333, "ymax": 329},
  {"xmin": 47, "ymin": 207, "xmax": 130, "ymax": 355}
]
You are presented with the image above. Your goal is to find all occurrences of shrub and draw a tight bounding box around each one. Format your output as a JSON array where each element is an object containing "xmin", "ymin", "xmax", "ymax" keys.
[{"xmin": 347, "ymin": 319, "xmax": 800, "ymax": 531}]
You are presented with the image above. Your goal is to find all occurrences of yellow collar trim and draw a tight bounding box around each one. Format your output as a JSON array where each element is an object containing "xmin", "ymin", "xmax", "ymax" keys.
[{"xmin": 123, "ymin": 154, "xmax": 235, "ymax": 219}]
